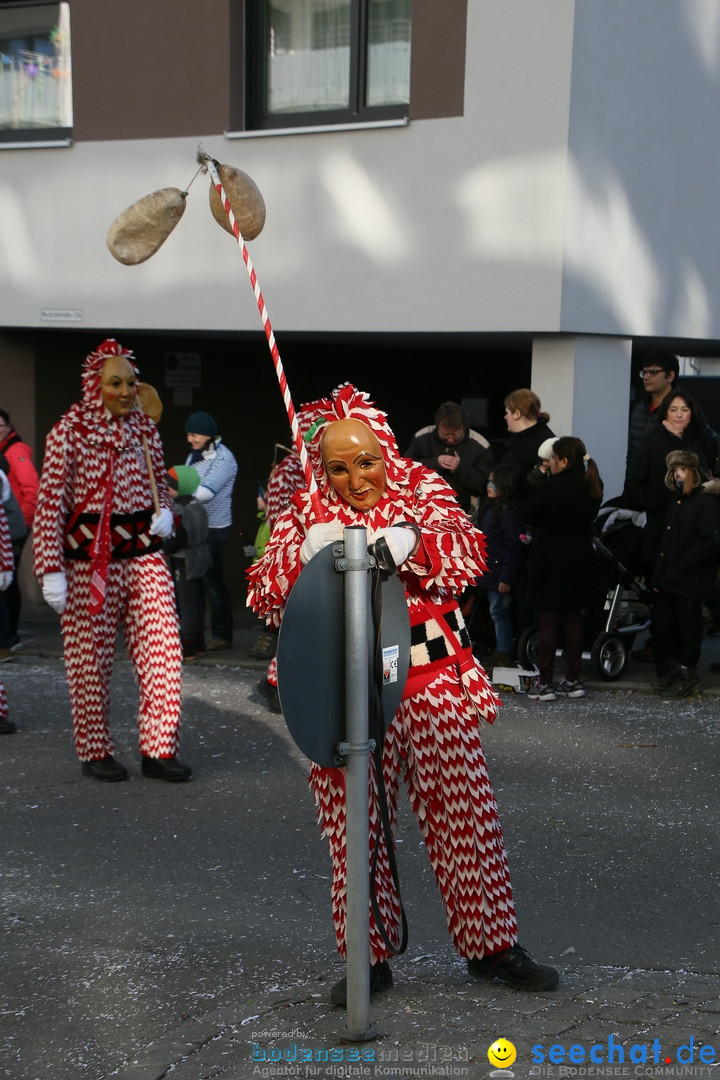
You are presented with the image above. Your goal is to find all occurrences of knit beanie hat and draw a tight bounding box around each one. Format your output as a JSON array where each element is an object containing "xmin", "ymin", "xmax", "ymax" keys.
[
  {"xmin": 185, "ymin": 411, "xmax": 217, "ymax": 438},
  {"xmin": 537, "ymin": 437, "xmax": 558, "ymax": 461},
  {"xmin": 167, "ymin": 465, "xmax": 201, "ymax": 497}
]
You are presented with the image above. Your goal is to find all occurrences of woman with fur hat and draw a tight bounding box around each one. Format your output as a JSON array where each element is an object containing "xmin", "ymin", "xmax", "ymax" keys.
[
  {"xmin": 184, "ymin": 411, "xmax": 237, "ymax": 650},
  {"xmin": 651, "ymin": 450, "xmax": 720, "ymax": 698},
  {"xmin": 247, "ymin": 383, "xmax": 558, "ymax": 1005},
  {"xmin": 33, "ymin": 339, "xmax": 191, "ymax": 782}
]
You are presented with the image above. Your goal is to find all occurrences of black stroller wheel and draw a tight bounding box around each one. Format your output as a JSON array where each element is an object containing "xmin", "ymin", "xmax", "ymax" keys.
[
  {"xmin": 517, "ymin": 625, "xmax": 540, "ymax": 669},
  {"xmin": 591, "ymin": 632, "xmax": 627, "ymax": 680}
]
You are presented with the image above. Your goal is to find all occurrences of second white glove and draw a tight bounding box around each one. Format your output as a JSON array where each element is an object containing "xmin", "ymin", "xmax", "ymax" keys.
[
  {"xmin": 42, "ymin": 571, "xmax": 67, "ymax": 615},
  {"xmin": 149, "ymin": 507, "xmax": 174, "ymax": 538},
  {"xmin": 299, "ymin": 523, "xmax": 345, "ymax": 565},
  {"xmin": 0, "ymin": 570, "xmax": 13, "ymax": 591},
  {"xmin": 371, "ymin": 527, "xmax": 418, "ymax": 567}
]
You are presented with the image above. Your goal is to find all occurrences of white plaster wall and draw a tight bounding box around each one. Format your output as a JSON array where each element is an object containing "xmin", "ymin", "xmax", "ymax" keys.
[
  {"xmin": 0, "ymin": 0, "xmax": 575, "ymax": 335},
  {"xmin": 1, "ymin": 1, "xmax": 719, "ymax": 342},
  {"xmin": 562, "ymin": 0, "xmax": 720, "ymax": 339}
]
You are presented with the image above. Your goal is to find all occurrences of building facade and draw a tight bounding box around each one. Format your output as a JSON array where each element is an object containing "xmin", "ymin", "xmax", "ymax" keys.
[{"xmin": 2, "ymin": 0, "xmax": 720, "ymax": 602}]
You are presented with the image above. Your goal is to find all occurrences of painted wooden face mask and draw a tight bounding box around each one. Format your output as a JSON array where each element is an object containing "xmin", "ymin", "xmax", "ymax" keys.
[
  {"xmin": 321, "ymin": 418, "xmax": 387, "ymax": 511},
  {"xmin": 100, "ymin": 356, "xmax": 138, "ymax": 418}
]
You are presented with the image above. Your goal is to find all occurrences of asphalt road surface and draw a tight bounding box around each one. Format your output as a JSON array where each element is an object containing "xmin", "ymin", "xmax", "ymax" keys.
[{"xmin": 0, "ymin": 654, "xmax": 718, "ymax": 1079}]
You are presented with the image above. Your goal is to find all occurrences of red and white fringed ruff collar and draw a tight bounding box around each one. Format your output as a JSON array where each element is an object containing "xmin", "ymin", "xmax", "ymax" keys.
[{"xmin": 62, "ymin": 399, "xmax": 156, "ymax": 452}]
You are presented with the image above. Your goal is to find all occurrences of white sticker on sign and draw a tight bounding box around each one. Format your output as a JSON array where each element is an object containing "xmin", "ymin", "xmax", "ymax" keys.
[{"xmin": 382, "ymin": 644, "xmax": 399, "ymax": 685}]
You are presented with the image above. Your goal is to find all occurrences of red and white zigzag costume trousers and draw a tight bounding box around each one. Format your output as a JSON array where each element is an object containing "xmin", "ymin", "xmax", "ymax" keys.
[
  {"xmin": 310, "ymin": 667, "xmax": 518, "ymax": 964},
  {"xmin": 61, "ymin": 554, "xmax": 183, "ymax": 761}
]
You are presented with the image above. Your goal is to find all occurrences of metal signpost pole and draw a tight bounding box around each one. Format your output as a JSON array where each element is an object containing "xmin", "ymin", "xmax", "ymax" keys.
[{"xmin": 339, "ymin": 526, "xmax": 377, "ymax": 1042}]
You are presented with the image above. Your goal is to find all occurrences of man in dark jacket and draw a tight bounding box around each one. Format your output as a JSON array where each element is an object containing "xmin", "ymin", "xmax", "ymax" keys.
[
  {"xmin": 404, "ymin": 401, "xmax": 493, "ymax": 515},
  {"xmin": 626, "ymin": 351, "xmax": 680, "ymax": 475}
]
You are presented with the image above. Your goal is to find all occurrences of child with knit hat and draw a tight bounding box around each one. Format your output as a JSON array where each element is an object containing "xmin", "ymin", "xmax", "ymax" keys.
[
  {"xmin": 164, "ymin": 465, "xmax": 212, "ymax": 661},
  {"xmin": 185, "ymin": 412, "xmax": 238, "ymax": 650}
]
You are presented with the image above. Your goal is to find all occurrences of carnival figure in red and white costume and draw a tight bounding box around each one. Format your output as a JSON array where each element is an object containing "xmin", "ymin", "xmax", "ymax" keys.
[
  {"xmin": 0, "ymin": 501, "xmax": 16, "ymax": 734},
  {"xmin": 253, "ymin": 402, "xmax": 327, "ymax": 709},
  {"xmin": 247, "ymin": 384, "xmax": 557, "ymax": 1003},
  {"xmin": 33, "ymin": 340, "xmax": 191, "ymax": 783}
]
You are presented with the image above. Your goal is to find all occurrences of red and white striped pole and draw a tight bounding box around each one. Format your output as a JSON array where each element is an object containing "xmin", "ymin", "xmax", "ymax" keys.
[{"xmin": 199, "ymin": 152, "xmax": 325, "ymax": 522}]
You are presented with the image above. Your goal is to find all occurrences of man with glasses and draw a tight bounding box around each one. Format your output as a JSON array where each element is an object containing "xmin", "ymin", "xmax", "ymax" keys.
[{"xmin": 626, "ymin": 351, "xmax": 680, "ymax": 473}]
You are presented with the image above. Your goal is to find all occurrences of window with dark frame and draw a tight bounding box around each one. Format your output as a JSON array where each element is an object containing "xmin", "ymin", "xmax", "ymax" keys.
[
  {"xmin": 245, "ymin": 0, "xmax": 411, "ymax": 131},
  {"xmin": 0, "ymin": 0, "xmax": 72, "ymax": 145}
]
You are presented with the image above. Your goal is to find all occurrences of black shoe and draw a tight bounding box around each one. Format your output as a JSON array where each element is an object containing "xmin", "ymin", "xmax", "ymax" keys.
[
  {"xmin": 660, "ymin": 665, "xmax": 701, "ymax": 699},
  {"xmin": 182, "ymin": 639, "xmax": 207, "ymax": 661},
  {"xmin": 467, "ymin": 945, "xmax": 559, "ymax": 991},
  {"xmin": 141, "ymin": 755, "xmax": 192, "ymax": 782},
  {"xmin": 247, "ymin": 631, "xmax": 278, "ymax": 659},
  {"xmin": 255, "ymin": 678, "xmax": 282, "ymax": 714},
  {"xmin": 651, "ymin": 664, "xmax": 678, "ymax": 692},
  {"xmin": 81, "ymin": 755, "xmax": 129, "ymax": 782},
  {"xmin": 330, "ymin": 960, "xmax": 393, "ymax": 1007},
  {"xmin": 0, "ymin": 718, "xmax": 16, "ymax": 734}
]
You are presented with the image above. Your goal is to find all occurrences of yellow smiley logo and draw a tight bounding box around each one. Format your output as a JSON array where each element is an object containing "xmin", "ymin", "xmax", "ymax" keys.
[{"xmin": 488, "ymin": 1039, "xmax": 517, "ymax": 1069}]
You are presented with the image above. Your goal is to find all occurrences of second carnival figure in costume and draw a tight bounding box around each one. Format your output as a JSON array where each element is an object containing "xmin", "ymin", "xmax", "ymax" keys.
[
  {"xmin": 247, "ymin": 384, "xmax": 558, "ymax": 1005},
  {"xmin": 33, "ymin": 340, "xmax": 191, "ymax": 782}
]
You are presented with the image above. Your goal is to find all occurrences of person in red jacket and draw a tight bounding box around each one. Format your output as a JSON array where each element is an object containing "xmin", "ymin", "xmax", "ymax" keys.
[
  {"xmin": 33, "ymin": 340, "xmax": 191, "ymax": 782},
  {"xmin": 0, "ymin": 409, "xmax": 39, "ymax": 648},
  {"xmin": 247, "ymin": 383, "xmax": 558, "ymax": 1005},
  {"xmin": 0, "ymin": 500, "xmax": 16, "ymax": 732}
]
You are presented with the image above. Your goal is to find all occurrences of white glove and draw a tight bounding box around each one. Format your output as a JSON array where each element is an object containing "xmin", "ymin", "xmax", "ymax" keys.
[
  {"xmin": 149, "ymin": 508, "xmax": 174, "ymax": 538},
  {"xmin": 195, "ymin": 485, "xmax": 213, "ymax": 503},
  {"xmin": 299, "ymin": 523, "xmax": 345, "ymax": 565},
  {"xmin": 42, "ymin": 571, "xmax": 67, "ymax": 614},
  {"xmin": 243, "ymin": 544, "xmax": 257, "ymax": 559},
  {"xmin": 0, "ymin": 570, "xmax": 13, "ymax": 591},
  {"xmin": 370, "ymin": 527, "xmax": 417, "ymax": 568}
]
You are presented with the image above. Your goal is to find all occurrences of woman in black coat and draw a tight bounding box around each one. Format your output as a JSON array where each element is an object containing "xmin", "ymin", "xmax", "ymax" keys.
[
  {"xmin": 523, "ymin": 437, "xmax": 604, "ymax": 700},
  {"xmin": 623, "ymin": 389, "xmax": 716, "ymax": 569},
  {"xmin": 497, "ymin": 389, "xmax": 555, "ymax": 509}
]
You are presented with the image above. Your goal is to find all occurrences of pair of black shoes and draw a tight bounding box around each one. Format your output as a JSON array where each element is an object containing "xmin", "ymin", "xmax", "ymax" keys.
[
  {"xmin": 329, "ymin": 946, "xmax": 558, "ymax": 1006},
  {"xmin": 81, "ymin": 755, "xmax": 192, "ymax": 782}
]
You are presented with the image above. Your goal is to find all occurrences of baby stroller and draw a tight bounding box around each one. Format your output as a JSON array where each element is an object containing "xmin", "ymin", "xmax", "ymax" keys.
[{"xmin": 516, "ymin": 505, "xmax": 654, "ymax": 680}]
